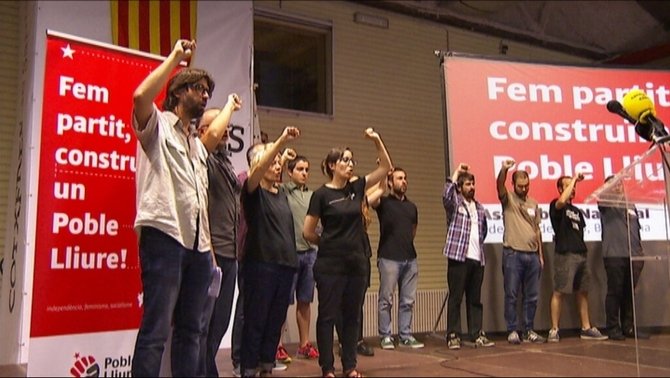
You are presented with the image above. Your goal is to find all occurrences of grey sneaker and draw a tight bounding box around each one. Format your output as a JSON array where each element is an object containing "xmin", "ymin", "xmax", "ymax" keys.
[
  {"xmin": 399, "ymin": 335, "xmax": 424, "ymax": 349},
  {"xmin": 473, "ymin": 332, "xmax": 495, "ymax": 348},
  {"xmin": 232, "ymin": 366, "xmax": 241, "ymax": 377},
  {"xmin": 580, "ymin": 327, "xmax": 608, "ymax": 340},
  {"xmin": 548, "ymin": 328, "xmax": 560, "ymax": 343},
  {"xmin": 447, "ymin": 333, "xmax": 461, "ymax": 350},
  {"xmin": 507, "ymin": 331, "xmax": 521, "ymax": 345},
  {"xmin": 524, "ymin": 330, "xmax": 547, "ymax": 343},
  {"xmin": 380, "ymin": 336, "xmax": 395, "ymax": 350}
]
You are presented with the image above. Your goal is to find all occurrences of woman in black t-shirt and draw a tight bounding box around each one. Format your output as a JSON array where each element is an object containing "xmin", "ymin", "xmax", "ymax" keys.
[
  {"xmin": 303, "ymin": 128, "xmax": 392, "ymax": 378},
  {"xmin": 239, "ymin": 127, "xmax": 300, "ymax": 377}
]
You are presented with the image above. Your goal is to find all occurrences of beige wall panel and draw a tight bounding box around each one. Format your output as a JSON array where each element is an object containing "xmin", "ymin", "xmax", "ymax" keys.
[{"xmin": 0, "ymin": 2, "xmax": 19, "ymax": 267}]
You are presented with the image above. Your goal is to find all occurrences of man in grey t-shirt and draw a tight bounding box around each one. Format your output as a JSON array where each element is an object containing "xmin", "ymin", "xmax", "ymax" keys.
[
  {"xmin": 280, "ymin": 154, "xmax": 320, "ymax": 359},
  {"xmin": 496, "ymin": 160, "xmax": 545, "ymax": 344}
]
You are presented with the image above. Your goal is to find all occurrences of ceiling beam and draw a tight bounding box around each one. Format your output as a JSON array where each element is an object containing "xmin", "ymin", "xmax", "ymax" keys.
[
  {"xmin": 357, "ymin": 1, "xmax": 608, "ymax": 61},
  {"xmin": 604, "ymin": 42, "xmax": 670, "ymax": 65}
]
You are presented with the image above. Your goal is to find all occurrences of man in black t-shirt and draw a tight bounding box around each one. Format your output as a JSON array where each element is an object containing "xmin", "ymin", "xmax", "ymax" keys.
[
  {"xmin": 548, "ymin": 174, "xmax": 607, "ymax": 342},
  {"xmin": 370, "ymin": 168, "xmax": 424, "ymax": 350}
]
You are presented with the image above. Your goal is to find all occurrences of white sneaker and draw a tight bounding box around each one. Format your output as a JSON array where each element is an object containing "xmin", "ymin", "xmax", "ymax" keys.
[
  {"xmin": 273, "ymin": 361, "xmax": 288, "ymax": 371},
  {"xmin": 507, "ymin": 331, "xmax": 521, "ymax": 344},
  {"xmin": 548, "ymin": 328, "xmax": 560, "ymax": 343}
]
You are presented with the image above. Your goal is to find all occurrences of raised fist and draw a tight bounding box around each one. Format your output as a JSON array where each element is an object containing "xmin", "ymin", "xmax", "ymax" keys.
[
  {"xmin": 502, "ymin": 160, "xmax": 515, "ymax": 169},
  {"xmin": 228, "ymin": 93, "xmax": 242, "ymax": 111},
  {"xmin": 281, "ymin": 148, "xmax": 297, "ymax": 162},
  {"xmin": 364, "ymin": 127, "xmax": 380, "ymax": 140}
]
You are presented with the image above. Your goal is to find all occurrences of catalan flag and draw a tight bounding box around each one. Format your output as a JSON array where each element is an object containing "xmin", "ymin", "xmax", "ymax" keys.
[{"xmin": 111, "ymin": 0, "xmax": 197, "ymax": 57}]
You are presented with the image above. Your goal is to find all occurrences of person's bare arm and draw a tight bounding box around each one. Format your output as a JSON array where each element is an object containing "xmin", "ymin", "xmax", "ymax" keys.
[
  {"xmin": 246, "ymin": 127, "xmax": 300, "ymax": 192},
  {"xmin": 367, "ymin": 176, "xmax": 387, "ymax": 209},
  {"xmin": 200, "ymin": 94, "xmax": 242, "ymax": 153},
  {"xmin": 303, "ymin": 215, "xmax": 320, "ymax": 245},
  {"xmin": 133, "ymin": 39, "xmax": 195, "ymax": 131},
  {"xmin": 555, "ymin": 173, "xmax": 584, "ymax": 210},
  {"xmin": 364, "ymin": 128, "xmax": 392, "ymax": 191},
  {"xmin": 497, "ymin": 159, "xmax": 514, "ymax": 202}
]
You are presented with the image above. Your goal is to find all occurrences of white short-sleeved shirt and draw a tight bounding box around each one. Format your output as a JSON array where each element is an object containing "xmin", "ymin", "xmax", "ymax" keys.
[{"xmin": 133, "ymin": 104, "xmax": 211, "ymax": 252}]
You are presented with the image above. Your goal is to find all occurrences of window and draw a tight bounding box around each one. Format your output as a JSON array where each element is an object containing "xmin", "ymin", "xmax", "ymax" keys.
[{"xmin": 254, "ymin": 11, "xmax": 332, "ymax": 115}]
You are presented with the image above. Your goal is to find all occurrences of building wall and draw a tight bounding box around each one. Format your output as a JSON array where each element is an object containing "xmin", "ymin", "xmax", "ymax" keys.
[
  {"xmin": 253, "ymin": 0, "xmax": 670, "ymax": 339},
  {"xmin": 252, "ymin": 0, "xmax": 589, "ymax": 292},
  {"xmin": 0, "ymin": 2, "xmax": 20, "ymax": 288}
]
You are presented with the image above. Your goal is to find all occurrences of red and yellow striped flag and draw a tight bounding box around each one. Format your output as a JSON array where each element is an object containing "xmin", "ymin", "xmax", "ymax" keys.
[{"xmin": 111, "ymin": 0, "xmax": 197, "ymax": 57}]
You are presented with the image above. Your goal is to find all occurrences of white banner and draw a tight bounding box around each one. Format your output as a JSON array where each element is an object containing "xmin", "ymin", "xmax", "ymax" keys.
[
  {"xmin": 484, "ymin": 203, "xmax": 668, "ymax": 244},
  {"xmin": 28, "ymin": 330, "xmax": 136, "ymax": 377}
]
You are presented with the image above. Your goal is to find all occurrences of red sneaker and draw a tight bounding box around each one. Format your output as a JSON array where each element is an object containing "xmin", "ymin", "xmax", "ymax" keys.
[
  {"xmin": 296, "ymin": 342, "xmax": 320, "ymax": 359},
  {"xmin": 276, "ymin": 345, "xmax": 292, "ymax": 364}
]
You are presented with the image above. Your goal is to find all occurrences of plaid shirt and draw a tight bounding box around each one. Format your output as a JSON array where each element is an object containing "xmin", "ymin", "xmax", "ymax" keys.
[{"xmin": 442, "ymin": 180, "xmax": 488, "ymax": 266}]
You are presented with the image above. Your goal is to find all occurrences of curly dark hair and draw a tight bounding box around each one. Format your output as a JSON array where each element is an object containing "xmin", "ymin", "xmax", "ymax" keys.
[{"xmin": 162, "ymin": 68, "xmax": 215, "ymax": 111}]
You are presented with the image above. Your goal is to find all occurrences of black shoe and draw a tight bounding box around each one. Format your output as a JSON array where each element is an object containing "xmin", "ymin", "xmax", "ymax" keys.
[
  {"xmin": 608, "ymin": 328, "xmax": 625, "ymax": 341},
  {"xmin": 624, "ymin": 327, "xmax": 650, "ymax": 339},
  {"xmin": 357, "ymin": 340, "xmax": 374, "ymax": 356}
]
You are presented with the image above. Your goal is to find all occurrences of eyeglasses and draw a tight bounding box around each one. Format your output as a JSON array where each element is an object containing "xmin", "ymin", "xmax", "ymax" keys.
[
  {"xmin": 188, "ymin": 83, "xmax": 212, "ymax": 98},
  {"xmin": 339, "ymin": 156, "xmax": 357, "ymax": 166}
]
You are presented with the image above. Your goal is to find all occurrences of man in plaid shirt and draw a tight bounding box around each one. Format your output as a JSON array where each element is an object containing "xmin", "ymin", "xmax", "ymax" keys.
[{"xmin": 442, "ymin": 163, "xmax": 494, "ymax": 350}]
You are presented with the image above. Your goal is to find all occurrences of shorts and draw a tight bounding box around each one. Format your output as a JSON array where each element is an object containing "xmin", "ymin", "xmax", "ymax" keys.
[
  {"xmin": 290, "ymin": 248, "xmax": 317, "ymax": 304},
  {"xmin": 553, "ymin": 252, "xmax": 589, "ymax": 294}
]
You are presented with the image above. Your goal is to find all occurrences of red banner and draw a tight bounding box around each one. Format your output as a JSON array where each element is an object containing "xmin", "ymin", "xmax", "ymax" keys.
[
  {"xmin": 444, "ymin": 55, "xmax": 668, "ymax": 205},
  {"xmin": 31, "ymin": 32, "xmax": 168, "ymax": 337}
]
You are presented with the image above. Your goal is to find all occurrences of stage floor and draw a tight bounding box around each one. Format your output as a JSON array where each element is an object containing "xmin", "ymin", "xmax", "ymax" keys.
[{"xmin": 2, "ymin": 330, "xmax": 669, "ymax": 377}]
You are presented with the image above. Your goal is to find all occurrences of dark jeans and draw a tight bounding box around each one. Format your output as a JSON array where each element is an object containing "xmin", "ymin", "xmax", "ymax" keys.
[
  {"xmin": 604, "ymin": 257, "xmax": 644, "ymax": 331},
  {"xmin": 198, "ymin": 255, "xmax": 238, "ymax": 377},
  {"xmin": 240, "ymin": 261, "xmax": 295, "ymax": 376},
  {"xmin": 316, "ymin": 274, "xmax": 367, "ymax": 375},
  {"xmin": 502, "ymin": 248, "xmax": 541, "ymax": 332},
  {"xmin": 131, "ymin": 227, "xmax": 213, "ymax": 377},
  {"xmin": 447, "ymin": 258, "xmax": 484, "ymax": 341},
  {"xmin": 231, "ymin": 262, "xmax": 244, "ymax": 369}
]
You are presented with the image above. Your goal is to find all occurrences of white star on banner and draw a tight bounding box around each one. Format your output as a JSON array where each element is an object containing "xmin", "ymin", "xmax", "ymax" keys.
[{"xmin": 61, "ymin": 44, "xmax": 75, "ymax": 59}]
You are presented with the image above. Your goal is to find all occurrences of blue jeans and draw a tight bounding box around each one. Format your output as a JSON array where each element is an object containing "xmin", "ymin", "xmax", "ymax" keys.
[
  {"xmin": 502, "ymin": 247, "xmax": 541, "ymax": 332},
  {"xmin": 198, "ymin": 255, "xmax": 237, "ymax": 377},
  {"xmin": 377, "ymin": 258, "xmax": 418, "ymax": 340},
  {"xmin": 131, "ymin": 227, "xmax": 213, "ymax": 377}
]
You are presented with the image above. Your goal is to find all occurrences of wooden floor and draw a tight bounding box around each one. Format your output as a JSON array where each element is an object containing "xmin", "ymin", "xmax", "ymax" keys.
[{"xmin": 2, "ymin": 331, "xmax": 669, "ymax": 377}]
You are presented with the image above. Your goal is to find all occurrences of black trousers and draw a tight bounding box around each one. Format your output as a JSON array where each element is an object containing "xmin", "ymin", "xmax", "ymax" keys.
[
  {"xmin": 446, "ymin": 258, "xmax": 484, "ymax": 341},
  {"xmin": 315, "ymin": 274, "xmax": 367, "ymax": 375},
  {"xmin": 604, "ymin": 257, "xmax": 644, "ymax": 332}
]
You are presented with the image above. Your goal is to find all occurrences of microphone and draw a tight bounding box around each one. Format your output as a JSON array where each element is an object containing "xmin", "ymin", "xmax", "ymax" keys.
[
  {"xmin": 621, "ymin": 89, "xmax": 669, "ymax": 143},
  {"xmin": 606, "ymin": 100, "xmax": 653, "ymax": 141},
  {"xmin": 606, "ymin": 100, "xmax": 638, "ymax": 124}
]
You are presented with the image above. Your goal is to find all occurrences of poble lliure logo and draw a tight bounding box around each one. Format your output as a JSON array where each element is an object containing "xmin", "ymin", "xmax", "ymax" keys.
[
  {"xmin": 69, "ymin": 352, "xmax": 132, "ymax": 377},
  {"xmin": 70, "ymin": 353, "xmax": 99, "ymax": 377}
]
